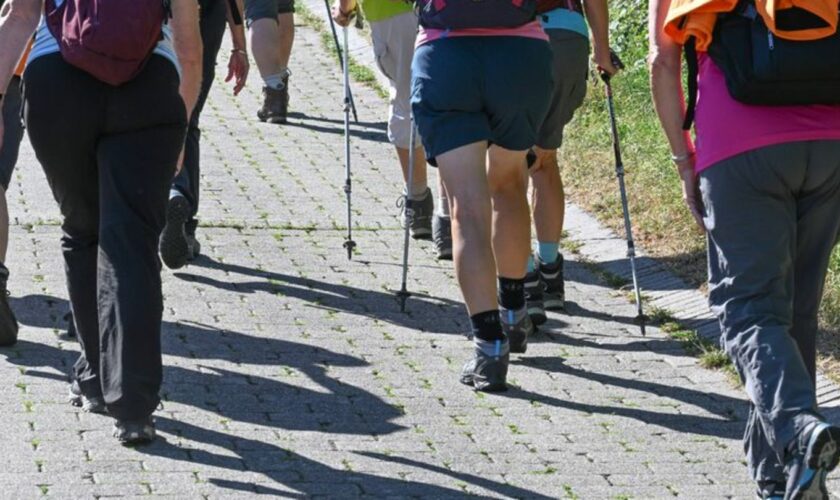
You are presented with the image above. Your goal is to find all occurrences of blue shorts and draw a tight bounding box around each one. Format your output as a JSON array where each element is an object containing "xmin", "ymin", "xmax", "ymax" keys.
[{"xmin": 410, "ymin": 36, "xmax": 552, "ymax": 164}]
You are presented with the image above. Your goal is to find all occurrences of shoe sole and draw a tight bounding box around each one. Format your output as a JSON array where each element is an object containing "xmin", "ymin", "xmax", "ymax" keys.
[
  {"xmin": 437, "ymin": 251, "xmax": 453, "ymax": 261},
  {"xmin": 791, "ymin": 424, "xmax": 840, "ymax": 500},
  {"xmin": 460, "ymin": 375, "xmax": 507, "ymax": 393},
  {"xmin": 544, "ymin": 296, "xmax": 565, "ymax": 311},
  {"xmin": 160, "ymin": 197, "xmax": 191, "ymax": 270},
  {"xmin": 412, "ymin": 231, "xmax": 432, "ymax": 241}
]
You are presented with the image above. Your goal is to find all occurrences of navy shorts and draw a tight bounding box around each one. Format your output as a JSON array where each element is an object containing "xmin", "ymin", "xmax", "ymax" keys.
[
  {"xmin": 411, "ymin": 36, "xmax": 553, "ymax": 163},
  {"xmin": 0, "ymin": 76, "xmax": 23, "ymax": 191},
  {"xmin": 245, "ymin": 0, "xmax": 294, "ymax": 26}
]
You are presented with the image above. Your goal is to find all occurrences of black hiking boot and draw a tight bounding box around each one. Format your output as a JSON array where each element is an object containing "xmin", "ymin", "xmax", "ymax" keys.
[
  {"xmin": 160, "ymin": 194, "xmax": 192, "ymax": 270},
  {"xmin": 0, "ymin": 264, "xmax": 19, "ymax": 347},
  {"xmin": 68, "ymin": 379, "xmax": 107, "ymax": 415},
  {"xmin": 114, "ymin": 417, "xmax": 156, "ymax": 446},
  {"xmin": 399, "ymin": 188, "xmax": 434, "ymax": 240},
  {"xmin": 432, "ymin": 214, "xmax": 452, "ymax": 260},
  {"xmin": 525, "ymin": 268, "xmax": 546, "ymax": 326},
  {"xmin": 538, "ymin": 254, "xmax": 565, "ymax": 311},
  {"xmin": 501, "ymin": 306, "xmax": 534, "ymax": 354}
]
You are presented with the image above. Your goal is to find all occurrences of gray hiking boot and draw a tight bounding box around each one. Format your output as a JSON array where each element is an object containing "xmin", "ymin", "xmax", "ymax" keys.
[
  {"xmin": 525, "ymin": 269, "xmax": 546, "ymax": 326},
  {"xmin": 68, "ymin": 379, "xmax": 107, "ymax": 415},
  {"xmin": 784, "ymin": 421, "xmax": 840, "ymax": 500},
  {"xmin": 755, "ymin": 480, "xmax": 785, "ymax": 500},
  {"xmin": 114, "ymin": 416, "xmax": 156, "ymax": 446},
  {"xmin": 0, "ymin": 265, "xmax": 18, "ymax": 347},
  {"xmin": 501, "ymin": 307, "xmax": 534, "ymax": 354},
  {"xmin": 399, "ymin": 188, "xmax": 433, "ymax": 240},
  {"xmin": 432, "ymin": 214, "xmax": 452, "ymax": 260},
  {"xmin": 538, "ymin": 254, "xmax": 565, "ymax": 311},
  {"xmin": 460, "ymin": 340, "xmax": 509, "ymax": 392}
]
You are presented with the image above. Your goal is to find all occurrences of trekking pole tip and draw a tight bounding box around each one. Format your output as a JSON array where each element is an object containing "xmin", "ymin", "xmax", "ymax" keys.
[
  {"xmin": 343, "ymin": 239, "xmax": 356, "ymax": 260},
  {"xmin": 637, "ymin": 314, "xmax": 648, "ymax": 336}
]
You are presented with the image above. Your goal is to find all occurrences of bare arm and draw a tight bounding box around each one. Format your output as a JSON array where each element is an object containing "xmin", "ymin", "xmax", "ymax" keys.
[
  {"xmin": 649, "ymin": 0, "xmax": 704, "ymax": 230},
  {"xmin": 0, "ymin": 0, "xmax": 40, "ymax": 95},
  {"xmin": 581, "ymin": 0, "xmax": 617, "ymax": 75},
  {"xmin": 224, "ymin": 0, "xmax": 249, "ymax": 95},
  {"xmin": 648, "ymin": 0, "xmax": 692, "ymax": 159},
  {"xmin": 170, "ymin": 0, "xmax": 202, "ymax": 120}
]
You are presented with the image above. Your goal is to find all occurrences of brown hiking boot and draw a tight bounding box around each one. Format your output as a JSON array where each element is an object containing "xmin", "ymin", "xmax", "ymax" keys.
[{"xmin": 257, "ymin": 72, "xmax": 290, "ymax": 124}]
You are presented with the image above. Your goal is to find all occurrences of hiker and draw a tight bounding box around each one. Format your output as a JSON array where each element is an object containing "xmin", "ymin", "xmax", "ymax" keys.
[
  {"xmin": 160, "ymin": 0, "xmax": 249, "ymax": 269},
  {"xmin": 0, "ymin": 0, "xmax": 202, "ymax": 444},
  {"xmin": 525, "ymin": 0, "xmax": 617, "ymax": 325},
  {"xmin": 411, "ymin": 1, "xmax": 552, "ymax": 391},
  {"xmin": 0, "ymin": 21, "xmax": 29, "ymax": 347},
  {"xmin": 247, "ymin": 0, "xmax": 295, "ymax": 124},
  {"xmin": 331, "ymin": 0, "xmax": 452, "ymax": 258},
  {"xmin": 649, "ymin": 0, "xmax": 840, "ymax": 497}
]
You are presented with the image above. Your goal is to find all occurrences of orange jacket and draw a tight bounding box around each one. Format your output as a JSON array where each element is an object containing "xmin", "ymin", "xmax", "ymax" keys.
[
  {"xmin": 14, "ymin": 41, "xmax": 32, "ymax": 77},
  {"xmin": 665, "ymin": 0, "xmax": 838, "ymax": 50}
]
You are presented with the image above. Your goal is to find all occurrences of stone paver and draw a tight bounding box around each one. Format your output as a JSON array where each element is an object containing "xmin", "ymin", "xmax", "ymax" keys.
[{"xmin": 1, "ymin": 17, "xmax": 837, "ymax": 500}]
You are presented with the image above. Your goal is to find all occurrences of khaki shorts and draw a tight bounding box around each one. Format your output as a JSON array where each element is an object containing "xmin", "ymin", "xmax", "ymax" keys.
[{"xmin": 370, "ymin": 12, "xmax": 418, "ymax": 149}]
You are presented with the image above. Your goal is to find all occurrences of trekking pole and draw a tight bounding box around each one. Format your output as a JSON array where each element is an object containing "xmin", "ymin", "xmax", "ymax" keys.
[
  {"xmin": 396, "ymin": 119, "xmax": 417, "ymax": 313},
  {"xmin": 600, "ymin": 52, "xmax": 647, "ymax": 336},
  {"xmin": 341, "ymin": 25, "xmax": 357, "ymax": 260},
  {"xmin": 324, "ymin": 0, "xmax": 359, "ymax": 123}
]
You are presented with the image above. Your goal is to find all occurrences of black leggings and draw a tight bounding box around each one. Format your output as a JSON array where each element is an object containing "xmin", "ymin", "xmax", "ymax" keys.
[{"xmin": 23, "ymin": 54, "xmax": 187, "ymax": 421}]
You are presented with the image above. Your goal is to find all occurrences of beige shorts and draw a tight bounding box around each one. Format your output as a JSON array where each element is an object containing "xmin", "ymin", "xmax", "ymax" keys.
[{"xmin": 370, "ymin": 12, "xmax": 418, "ymax": 149}]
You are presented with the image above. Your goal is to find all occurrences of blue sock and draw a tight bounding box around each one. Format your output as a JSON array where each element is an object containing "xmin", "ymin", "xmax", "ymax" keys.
[
  {"xmin": 538, "ymin": 242, "xmax": 560, "ymax": 264},
  {"xmin": 527, "ymin": 255, "xmax": 537, "ymax": 273}
]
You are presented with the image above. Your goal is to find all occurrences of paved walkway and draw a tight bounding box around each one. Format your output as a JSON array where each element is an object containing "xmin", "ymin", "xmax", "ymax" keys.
[{"xmin": 1, "ymin": 20, "xmax": 837, "ymax": 499}]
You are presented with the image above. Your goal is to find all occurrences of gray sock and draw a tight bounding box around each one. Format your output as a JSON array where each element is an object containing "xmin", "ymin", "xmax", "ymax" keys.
[
  {"xmin": 408, "ymin": 184, "xmax": 428, "ymax": 201},
  {"xmin": 475, "ymin": 338, "xmax": 508, "ymax": 357},
  {"xmin": 264, "ymin": 69, "xmax": 288, "ymax": 90},
  {"xmin": 437, "ymin": 194, "xmax": 450, "ymax": 217}
]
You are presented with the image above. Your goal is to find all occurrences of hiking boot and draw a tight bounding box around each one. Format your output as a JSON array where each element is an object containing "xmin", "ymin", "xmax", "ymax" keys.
[
  {"xmin": 538, "ymin": 253, "xmax": 565, "ymax": 311},
  {"xmin": 525, "ymin": 269, "xmax": 547, "ymax": 326},
  {"xmin": 432, "ymin": 214, "xmax": 452, "ymax": 260},
  {"xmin": 113, "ymin": 417, "xmax": 156, "ymax": 446},
  {"xmin": 784, "ymin": 421, "xmax": 840, "ymax": 500},
  {"xmin": 0, "ymin": 265, "xmax": 19, "ymax": 347},
  {"xmin": 398, "ymin": 188, "xmax": 433, "ymax": 240},
  {"xmin": 160, "ymin": 194, "xmax": 191, "ymax": 270},
  {"xmin": 755, "ymin": 480, "xmax": 785, "ymax": 500},
  {"xmin": 64, "ymin": 312, "xmax": 76, "ymax": 338},
  {"xmin": 68, "ymin": 380, "xmax": 107, "ymax": 415},
  {"xmin": 460, "ymin": 340, "xmax": 509, "ymax": 392},
  {"xmin": 501, "ymin": 307, "xmax": 534, "ymax": 354},
  {"xmin": 257, "ymin": 71, "xmax": 290, "ymax": 124}
]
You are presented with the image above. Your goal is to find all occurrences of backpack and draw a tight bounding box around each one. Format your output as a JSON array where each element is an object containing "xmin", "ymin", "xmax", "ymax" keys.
[
  {"xmin": 416, "ymin": 0, "xmax": 538, "ymax": 30},
  {"xmin": 44, "ymin": 0, "xmax": 169, "ymax": 86},
  {"xmin": 667, "ymin": 0, "xmax": 840, "ymax": 129}
]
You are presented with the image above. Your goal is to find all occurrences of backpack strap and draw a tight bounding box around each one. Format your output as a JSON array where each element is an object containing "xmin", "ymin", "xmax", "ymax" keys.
[{"xmin": 682, "ymin": 37, "xmax": 698, "ymax": 131}]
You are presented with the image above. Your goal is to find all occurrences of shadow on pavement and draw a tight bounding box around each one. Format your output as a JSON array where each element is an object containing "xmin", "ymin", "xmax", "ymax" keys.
[
  {"xmin": 282, "ymin": 112, "xmax": 388, "ymax": 142},
  {"xmin": 509, "ymin": 355, "xmax": 745, "ymax": 440},
  {"xmin": 178, "ymin": 256, "xmax": 468, "ymax": 335},
  {"xmin": 141, "ymin": 416, "xmax": 548, "ymax": 498}
]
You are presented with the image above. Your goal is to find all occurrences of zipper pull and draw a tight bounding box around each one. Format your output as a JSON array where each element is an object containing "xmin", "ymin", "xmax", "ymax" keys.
[{"xmin": 768, "ymin": 31, "xmax": 775, "ymax": 50}]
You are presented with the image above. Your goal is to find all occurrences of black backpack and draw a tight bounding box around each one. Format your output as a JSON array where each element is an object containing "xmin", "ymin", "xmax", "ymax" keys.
[
  {"xmin": 682, "ymin": 1, "xmax": 840, "ymax": 130},
  {"xmin": 416, "ymin": 0, "xmax": 538, "ymax": 30}
]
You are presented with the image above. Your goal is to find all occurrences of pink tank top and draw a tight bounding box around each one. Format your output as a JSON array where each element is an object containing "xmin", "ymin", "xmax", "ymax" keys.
[{"xmin": 694, "ymin": 54, "xmax": 840, "ymax": 173}]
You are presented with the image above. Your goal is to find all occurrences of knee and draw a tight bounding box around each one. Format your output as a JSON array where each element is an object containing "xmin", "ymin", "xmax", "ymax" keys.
[{"xmin": 488, "ymin": 166, "xmax": 528, "ymax": 197}]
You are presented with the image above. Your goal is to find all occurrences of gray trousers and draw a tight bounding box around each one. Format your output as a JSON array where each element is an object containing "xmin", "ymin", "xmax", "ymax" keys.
[{"xmin": 700, "ymin": 140, "xmax": 840, "ymax": 484}]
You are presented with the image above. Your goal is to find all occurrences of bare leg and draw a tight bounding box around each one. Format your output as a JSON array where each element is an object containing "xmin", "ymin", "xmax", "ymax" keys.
[
  {"xmin": 396, "ymin": 146, "xmax": 427, "ymax": 192},
  {"xmin": 250, "ymin": 13, "xmax": 295, "ymax": 80},
  {"xmin": 436, "ymin": 142, "xmax": 496, "ymax": 315},
  {"xmin": 488, "ymin": 146, "xmax": 531, "ymax": 280},
  {"xmin": 529, "ymin": 147, "xmax": 564, "ymax": 245}
]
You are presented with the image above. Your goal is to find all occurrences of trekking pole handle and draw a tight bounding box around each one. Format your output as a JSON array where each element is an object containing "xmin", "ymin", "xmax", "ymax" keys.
[{"xmin": 599, "ymin": 50, "xmax": 625, "ymax": 83}]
